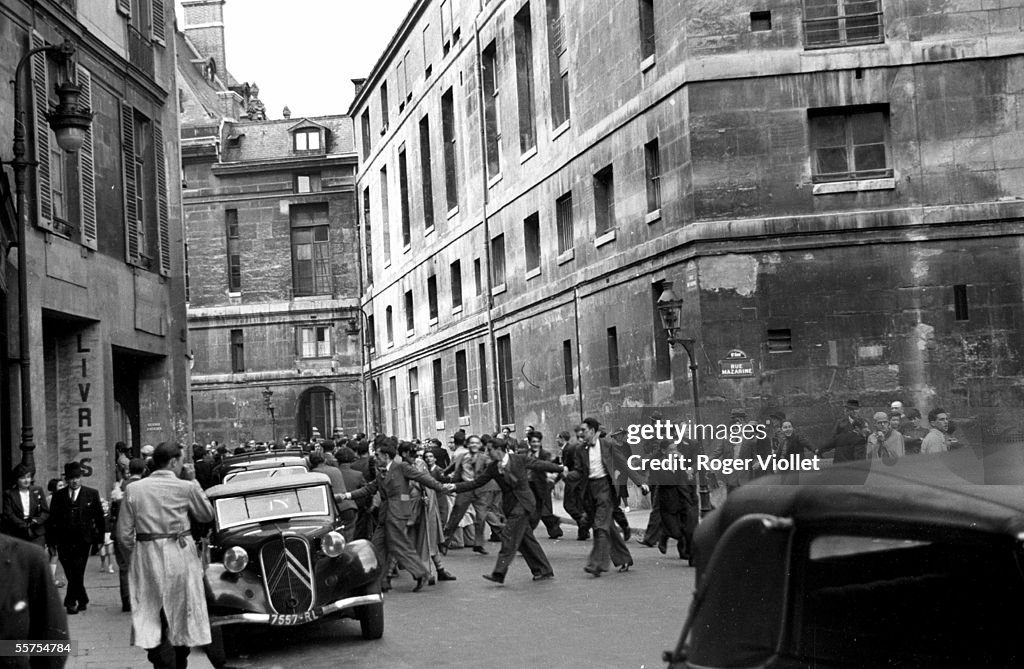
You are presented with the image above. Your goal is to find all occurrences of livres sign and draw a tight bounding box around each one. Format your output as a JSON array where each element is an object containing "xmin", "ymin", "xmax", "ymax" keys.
[{"xmin": 719, "ymin": 349, "xmax": 755, "ymax": 377}]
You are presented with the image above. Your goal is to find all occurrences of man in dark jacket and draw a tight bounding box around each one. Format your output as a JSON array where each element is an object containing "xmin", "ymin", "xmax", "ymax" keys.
[
  {"xmin": 336, "ymin": 446, "xmax": 369, "ymax": 539},
  {"xmin": 525, "ymin": 431, "xmax": 562, "ymax": 539},
  {"xmin": 0, "ymin": 533, "xmax": 69, "ymax": 668},
  {"xmin": 559, "ymin": 430, "xmax": 590, "ymax": 540},
  {"xmin": 46, "ymin": 462, "xmax": 106, "ymax": 615}
]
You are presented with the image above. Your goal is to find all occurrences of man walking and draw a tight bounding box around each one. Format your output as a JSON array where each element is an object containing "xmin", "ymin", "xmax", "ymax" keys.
[
  {"xmin": 117, "ymin": 443, "xmax": 214, "ymax": 669},
  {"xmin": 46, "ymin": 462, "xmax": 105, "ymax": 615},
  {"xmin": 526, "ymin": 430, "xmax": 563, "ymax": 539},
  {"xmin": 441, "ymin": 435, "xmax": 492, "ymax": 554},
  {"xmin": 557, "ymin": 431, "xmax": 589, "ymax": 541}
]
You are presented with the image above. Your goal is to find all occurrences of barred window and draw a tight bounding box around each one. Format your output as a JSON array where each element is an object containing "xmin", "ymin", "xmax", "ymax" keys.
[{"xmin": 803, "ymin": 0, "xmax": 883, "ymax": 49}]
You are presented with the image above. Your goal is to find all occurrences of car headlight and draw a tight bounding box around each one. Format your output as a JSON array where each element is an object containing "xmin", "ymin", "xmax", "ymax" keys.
[
  {"xmin": 223, "ymin": 546, "xmax": 248, "ymax": 573},
  {"xmin": 322, "ymin": 531, "xmax": 346, "ymax": 558}
]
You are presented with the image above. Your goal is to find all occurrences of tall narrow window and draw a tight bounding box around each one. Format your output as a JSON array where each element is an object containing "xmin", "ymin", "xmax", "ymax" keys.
[
  {"xmin": 419, "ymin": 114, "xmax": 435, "ymax": 231},
  {"xmin": 405, "ymin": 290, "xmax": 415, "ymax": 333},
  {"xmin": 408, "ymin": 367, "xmax": 420, "ymax": 439},
  {"xmin": 380, "ymin": 82, "xmax": 390, "ymax": 130},
  {"xmin": 440, "ymin": 0, "xmax": 453, "ymax": 54},
  {"xmin": 360, "ymin": 109, "xmax": 371, "ymax": 159},
  {"xmin": 482, "ymin": 40, "xmax": 501, "ymax": 178},
  {"xmin": 497, "ymin": 335, "xmax": 515, "ymax": 425},
  {"xmin": 556, "ymin": 191, "xmax": 573, "ymax": 255},
  {"xmin": 230, "ymin": 329, "xmax": 245, "ymax": 373},
  {"xmin": 479, "ymin": 342, "xmax": 489, "ymax": 402},
  {"xmin": 644, "ymin": 139, "xmax": 661, "ymax": 213},
  {"xmin": 290, "ymin": 203, "xmax": 331, "ymax": 296},
  {"xmin": 450, "ymin": 260, "xmax": 463, "ymax": 310},
  {"xmin": 423, "ymin": 24, "xmax": 433, "ymax": 77},
  {"xmin": 433, "ymin": 358, "xmax": 445, "ymax": 423},
  {"xmin": 639, "ymin": 0, "xmax": 656, "ymax": 60},
  {"xmin": 427, "ymin": 274, "xmax": 439, "ymax": 321},
  {"xmin": 562, "ymin": 339, "xmax": 574, "ymax": 395},
  {"xmin": 362, "ymin": 187, "xmax": 373, "ymax": 282},
  {"xmin": 607, "ymin": 326, "xmax": 620, "ymax": 387},
  {"xmin": 652, "ymin": 283, "xmax": 671, "ymax": 381},
  {"xmin": 441, "ymin": 88, "xmax": 459, "ymax": 212},
  {"xmin": 367, "ymin": 314, "xmax": 376, "ymax": 351},
  {"xmin": 474, "ymin": 258, "xmax": 483, "ymax": 296},
  {"xmin": 594, "ymin": 165, "xmax": 615, "ymax": 236},
  {"xmin": 456, "ymin": 350, "xmax": 470, "ymax": 417},
  {"xmin": 953, "ymin": 285, "xmax": 969, "ymax": 321},
  {"xmin": 226, "ymin": 209, "xmax": 241, "ymax": 292},
  {"xmin": 389, "ymin": 376, "xmax": 399, "ymax": 434},
  {"xmin": 380, "ymin": 165, "xmax": 391, "ymax": 265},
  {"xmin": 514, "ymin": 3, "xmax": 537, "ymax": 153},
  {"xmin": 398, "ymin": 146, "xmax": 411, "ymax": 248},
  {"xmin": 386, "ymin": 306, "xmax": 394, "ymax": 345},
  {"xmin": 546, "ymin": 0, "xmax": 570, "ymax": 127},
  {"xmin": 491, "ymin": 234, "xmax": 506, "ymax": 288},
  {"xmin": 524, "ymin": 213, "xmax": 541, "ymax": 273}
]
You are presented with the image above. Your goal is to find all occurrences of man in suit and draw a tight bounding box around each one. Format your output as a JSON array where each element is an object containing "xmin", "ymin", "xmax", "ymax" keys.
[
  {"xmin": 2, "ymin": 463, "xmax": 50, "ymax": 548},
  {"xmin": 0, "ymin": 533, "xmax": 69, "ymax": 667},
  {"xmin": 559, "ymin": 430, "xmax": 590, "ymax": 540},
  {"xmin": 455, "ymin": 437, "xmax": 564, "ymax": 584},
  {"xmin": 525, "ymin": 431, "xmax": 563, "ymax": 539},
  {"xmin": 576, "ymin": 418, "xmax": 648, "ymax": 577},
  {"xmin": 46, "ymin": 462, "xmax": 106, "ymax": 615},
  {"xmin": 834, "ymin": 399, "xmax": 861, "ymax": 436},
  {"xmin": 336, "ymin": 446, "xmax": 370, "ymax": 539},
  {"xmin": 440, "ymin": 435, "xmax": 493, "ymax": 554},
  {"xmin": 341, "ymin": 440, "xmax": 455, "ymax": 592}
]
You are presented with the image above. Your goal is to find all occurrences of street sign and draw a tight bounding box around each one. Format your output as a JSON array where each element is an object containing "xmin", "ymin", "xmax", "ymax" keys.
[{"xmin": 719, "ymin": 349, "xmax": 755, "ymax": 377}]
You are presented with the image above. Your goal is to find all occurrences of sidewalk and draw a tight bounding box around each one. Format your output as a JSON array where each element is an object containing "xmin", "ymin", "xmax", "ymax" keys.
[{"xmin": 66, "ymin": 556, "xmax": 215, "ymax": 669}]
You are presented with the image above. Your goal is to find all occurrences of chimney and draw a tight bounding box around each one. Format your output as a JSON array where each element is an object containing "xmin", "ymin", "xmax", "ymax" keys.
[
  {"xmin": 351, "ymin": 78, "xmax": 367, "ymax": 99},
  {"xmin": 182, "ymin": 0, "xmax": 228, "ymax": 85}
]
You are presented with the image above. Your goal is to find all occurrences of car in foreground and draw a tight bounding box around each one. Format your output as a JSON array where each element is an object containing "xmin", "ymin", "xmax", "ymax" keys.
[
  {"xmin": 218, "ymin": 448, "xmax": 308, "ymax": 484},
  {"xmin": 663, "ymin": 445, "xmax": 1024, "ymax": 669},
  {"xmin": 203, "ymin": 473, "xmax": 383, "ymax": 664}
]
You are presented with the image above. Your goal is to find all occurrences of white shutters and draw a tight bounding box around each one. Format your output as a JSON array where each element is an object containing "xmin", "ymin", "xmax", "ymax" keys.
[
  {"xmin": 154, "ymin": 121, "xmax": 170, "ymax": 276},
  {"xmin": 151, "ymin": 0, "xmax": 166, "ymax": 44},
  {"xmin": 31, "ymin": 30, "xmax": 54, "ymax": 233},
  {"xmin": 77, "ymin": 65, "xmax": 97, "ymax": 250}
]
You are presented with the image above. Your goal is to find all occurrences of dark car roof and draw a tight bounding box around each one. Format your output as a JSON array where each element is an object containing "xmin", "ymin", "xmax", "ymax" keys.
[{"xmin": 205, "ymin": 472, "xmax": 332, "ymax": 500}]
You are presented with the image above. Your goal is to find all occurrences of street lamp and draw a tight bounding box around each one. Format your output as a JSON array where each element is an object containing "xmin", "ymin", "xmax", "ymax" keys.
[
  {"xmin": 656, "ymin": 281, "xmax": 714, "ymax": 517},
  {"xmin": 261, "ymin": 386, "xmax": 277, "ymax": 442},
  {"xmin": 345, "ymin": 308, "xmax": 378, "ymax": 434},
  {"xmin": 4, "ymin": 38, "xmax": 93, "ymax": 472}
]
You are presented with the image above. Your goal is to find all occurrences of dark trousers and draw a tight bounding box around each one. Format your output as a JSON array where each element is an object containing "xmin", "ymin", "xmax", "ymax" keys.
[
  {"xmin": 114, "ymin": 538, "xmax": 131, "ymax": 606},
  {"xmin": 57, "ymin": 542, "xmax": 90, "ymax": 608},
  {"xmin": 493, "ymin": 506, "xmax": 553, "ymax": 578},
  {"xmin": 583, "ymin": 477, "xmax": 633, "ymax": 572},
  {"xmin": 146, "ymin": 610, "xmax": 190, "ymax": 669},
  {"xmin": 532, "ymin": 482, "xmax": 562, "ymax": 538},
  {"xmin": 443, "ymin": 489, "xmax": 491, "ymax": 547},
  {"xmin": 563, "ymin": 478, "xmax": 586, "ymax": 527},
  {"xmin": 642, "ymin": 485, "xmax": 664, "ymax": 545},
  {"xmin": 373, "ymin": 512, "xmax": 428, "ymax": 583}
]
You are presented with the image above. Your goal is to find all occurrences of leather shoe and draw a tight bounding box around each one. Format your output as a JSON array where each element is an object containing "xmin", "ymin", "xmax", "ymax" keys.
[
  {"xmin": 381, "ymin": 580, "xmax": 392, "ymax": 593},
  {"xmin": 428, "ymin": 576, "xmax": 436, "ymax": 586},
  {"xmin": 438, "ymin": 540, "xmax": 449, "ymax": 555},
  {"xmin": 482, "ymin": 573, "xmax": 505, "ymax": 584},
  {"xmin": 532, "ymin": 573, "xmax": 554, "ymax": 581},
  {"xmin": 618, "ymin": 563, "xmax": 632, "ymax": 573},
  {"xmin": 66, "ymin": 606, "xmax": 78, "ymax": 615},
  {"xmin": 472, "ymin": 546, "xmax": 488, "ymax": 555},
  {"xmin": 437, "ymin": 569, "xmax": 457, "ymax": 581},
  {"xmin": 412, "ymin": 576, "xmax": 427, "ymax": 592},
  {"xmin": 77, "ymin": 603, "xmax": 87, "ymax": 612},
  {"xmin": 637, "ymin": 539, "xmax": 655, "ymax": 548},
  {"xmin": 621, "ymin": 526, "xmax": 632, "ymax": 541},
  {"xmin": 583, "ymin": 566, "xmax": 604, "ymax": 577},
  {"xmin": 121, "ymin": 601, "xmax": 131, "ymax": 613},
  {"xmin": 657, "ymin": 540, "xmax": 668, "ymax": 555},
  {"xmin": 576, "ymin": 530, "xmax": 590, "ymax": 541}
]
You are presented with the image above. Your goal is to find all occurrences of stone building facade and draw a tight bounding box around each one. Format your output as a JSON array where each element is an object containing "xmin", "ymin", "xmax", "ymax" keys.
[
  {"xmin": 0, "ymin": 0, "xmax": 190, "ymax": 492},
  {"xmin": 179, "ymin": 0, "xmax": 363, "ymax": 446},
  {"xmin": 351, "ymin": 0, "xmax": 1024, "ymax": 448}
]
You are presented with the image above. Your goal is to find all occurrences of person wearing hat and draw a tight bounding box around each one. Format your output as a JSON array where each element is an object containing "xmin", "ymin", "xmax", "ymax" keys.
[
  {"xmin": 834, "ymin": 399, "xmax": 861, "ymax": 436},
  {"xmin": 46, "ymin": 461, "xmax": 106, "ymax": 614},
  {"xmin": 141, "ymin": 444, "xmax": 155, "ymax": 476}
]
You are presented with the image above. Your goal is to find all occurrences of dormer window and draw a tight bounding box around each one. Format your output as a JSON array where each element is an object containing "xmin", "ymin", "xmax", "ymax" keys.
[
  {"xmin": 289, "ymin": 120, "xmax": 329, "ymax": 154},
  {"xmin": 294, "ymin": 129, "xmax": 321, "ymax": 151}
]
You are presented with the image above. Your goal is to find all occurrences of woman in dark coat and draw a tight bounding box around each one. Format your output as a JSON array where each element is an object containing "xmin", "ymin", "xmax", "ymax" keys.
[
  {"xmin": 779, "ymin": 420, "xmax": 816, "ymax": 459},
  {"xmin": 2, "ymin": 463, "xmax": 50, "ymax": 548}
]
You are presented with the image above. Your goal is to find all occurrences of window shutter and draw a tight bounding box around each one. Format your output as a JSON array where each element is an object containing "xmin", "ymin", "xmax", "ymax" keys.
[
  {"xmin": 120, "ymin": 101, "xmax": 139, "ymax": 264},
  {"xmin": 151, "ymin": 0, "xmax": 166, "ymax": 44},
  {"xmin": 154, "ymin": 121, "xmax": 171, "ymax": 276},
  {"xmin": 31, "ymin": 30, "xmax": 54, "ymax": 233},
  {"xmin": 116, "ymin": 0, "xmax": 131, "ymax": 17},
  {"xmin": 77, "ymin": 65, "xmax": 97, "ymax": 250}
]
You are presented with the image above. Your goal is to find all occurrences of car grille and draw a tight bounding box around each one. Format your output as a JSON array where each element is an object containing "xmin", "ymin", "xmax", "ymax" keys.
[{"xmin": 260, "ymin": 537, "xmax": 315, "ymax": 614}]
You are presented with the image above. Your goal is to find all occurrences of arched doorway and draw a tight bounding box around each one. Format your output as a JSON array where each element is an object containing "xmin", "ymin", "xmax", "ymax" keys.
[{"xmin": 297, "ymin": 386, "xmax": 336, "ymax": 441}]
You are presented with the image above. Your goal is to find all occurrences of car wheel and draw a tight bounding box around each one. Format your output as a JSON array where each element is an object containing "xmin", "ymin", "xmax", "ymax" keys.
[
  {"xmin": 357, "ymin": 584, "xmax": 384, "ymax": 640},
  {"xmin": 204, "ymin": 626, "xmax": 227, "ymax": 668}
]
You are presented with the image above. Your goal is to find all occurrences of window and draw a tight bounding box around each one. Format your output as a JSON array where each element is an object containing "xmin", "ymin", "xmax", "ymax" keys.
[
  {"xmin": 482, "ymin": 40, "xmax": 501, "ymax": 178},
  {"xmin": 441, "ymin": 87, "xmax": 459, "ymax": 211},
  {"xmin": 556, "ymin": 192, "xmax": 573, "ymax": 254},
  {"xmin": 607, "ymin": 326, "xmax": 620, "ymax": 387},
  {"xmin": 456, "ymin": 350, "xmax": 470, "ymax": 417},
  {"xmin": 226, "ymin": 209, "xmax": 241, "ymax": 292},
  {"xmin": 491, "ymin": 234, "xmax": 506, "ymax": 288},
  {"xmin": 751, "ymin": 11, "xmax": 772, "ymax": 31},
  {"xmin": 380, "ymin": 82, "xmax": 390, "ymax": 130},
  {"xmin": 386, "ymin": 306, "xmax": 394, "ymax": 345},
  {"xmin": 809, "ymin": 106, "xmax": 891, "ymax": 182},
  {"xmin": 362, "ymin": 187, "xmax": 373, "ymax": 282},
  {"xmin": 428, "ymin": 274, "xmax": 439, "ymax": 321},
  {"xmin": 639, "ymin": 0, "xmax": 656, "ymax": 59},
  {"xmin": 562, "ymin": 339, "xmax": 574, "ymax": 395},
  {"xmin": 953, "ymin": 285, "xmax": 969, "ymax": 321},
  {"xmin": 380, "ymin": 165, "xmax": 391, "ymax": 265},
  {"xmin": 514, "ymin": 5, "xmax": 537, "ymax": 153},
  {"xmin": 405, "ymin": 290, "xmax": 415, "ymax": 333},
  {"xmin": 803, "ymin": 0, "xmax": 883, "ymax": 48},
  {"xmin": 295, "ymin": 173, "xmax": 321, "ymax": 193},
  {"xmin": 367, "ymin": 314, "xmax": 376, "ymax": 351},
  {"xmin": 408, "ymin": 367, "xmax": 420, "ymax": 438},
  {"xmin": 419, "ymin": 115, "xmax": 435, "ymax": 231},
  {"xmin": 440, "ymin": 0, "xmax": 453, "ymax": 55},
  {"xmin": 594, "ymin": 165, "xmax": 615, "ymax": 236},
  {"xmin": 497, "ymin": 335, "xmax": 515, "ymax": 424},
  {"xmin": 479, "ymin": 342, "xmax": 489, "ymax": 402},
  {"xmin": 474, "ymin": 258, "xmax": 482, "ymax": 296},
  {"xmin": 293, "ymin": 129, "xmax": 320, "ymax": 151},
  {"xmin": 644, "ymin": 139, "xmax": 661, "ymax": 213},
  {"xmin": 230, "ymin": 329, "xmax": 245, "ymax": 373},
  {"xmin": 768, "ymin": 328, "xmax": 793, "ymax": 352},
  {"xmin": 433, "ymin": 358, "xmax": 445, "ymax": 422},
  {"xmin": 360, "ymin": 110, "xmax": 372, "ymax": 159},
  {"xmin": 118, "ymin": 100, "xmax": 165, "ymax": 269},
  {"xmin": 389, "ymin": 376, "xmax": 399, "ymax": 434},
  {"xmin": 397, "ymin": 53, "xmax": 409, "ymax": 110},
  {"xmin": 423, "ymin": 25, "xmax": 433, "ymax": 76},
  {"xmin": 290, "ymin": 203, "xmax": 331, "ymax": 296},
  {"xmin": 398, "ymin": 147, "xmax": 411, "ymax": 248},
  {"xmin": 546, "ymin": 0, "xmax": 570, "ymax": 127},
  {"xmin": 133, "ymin": 111, "xmax": 152, "ymax": 260},
  {"xmin": 299, "ymin": 325, "xmax": 332, "ymax": 358},
  {"xmin": 524, "ymin": 213, "xmax": 541, "ymax": 273},
  {"xmin": 652, "ymin": 283, "xmax": 671, "ymax": 381},
  {"xmin": 451, "ymin": 260, "xmax": 463, "ymax": 310}
]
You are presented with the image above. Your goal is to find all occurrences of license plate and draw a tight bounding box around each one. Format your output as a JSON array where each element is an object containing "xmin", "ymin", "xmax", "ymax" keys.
[{"xmin": 269, "ymin": 608, "xmax": 323, "ymax": 626}]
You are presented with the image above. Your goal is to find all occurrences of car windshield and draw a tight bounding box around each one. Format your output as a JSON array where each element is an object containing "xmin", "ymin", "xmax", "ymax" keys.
[
  {"xmin": 223, "ymin": 466, "xmax": 307, "ymax": 484},
  {"xmin": 215, "ymin": 485, "xmax": 331, "ymax": 530}
]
